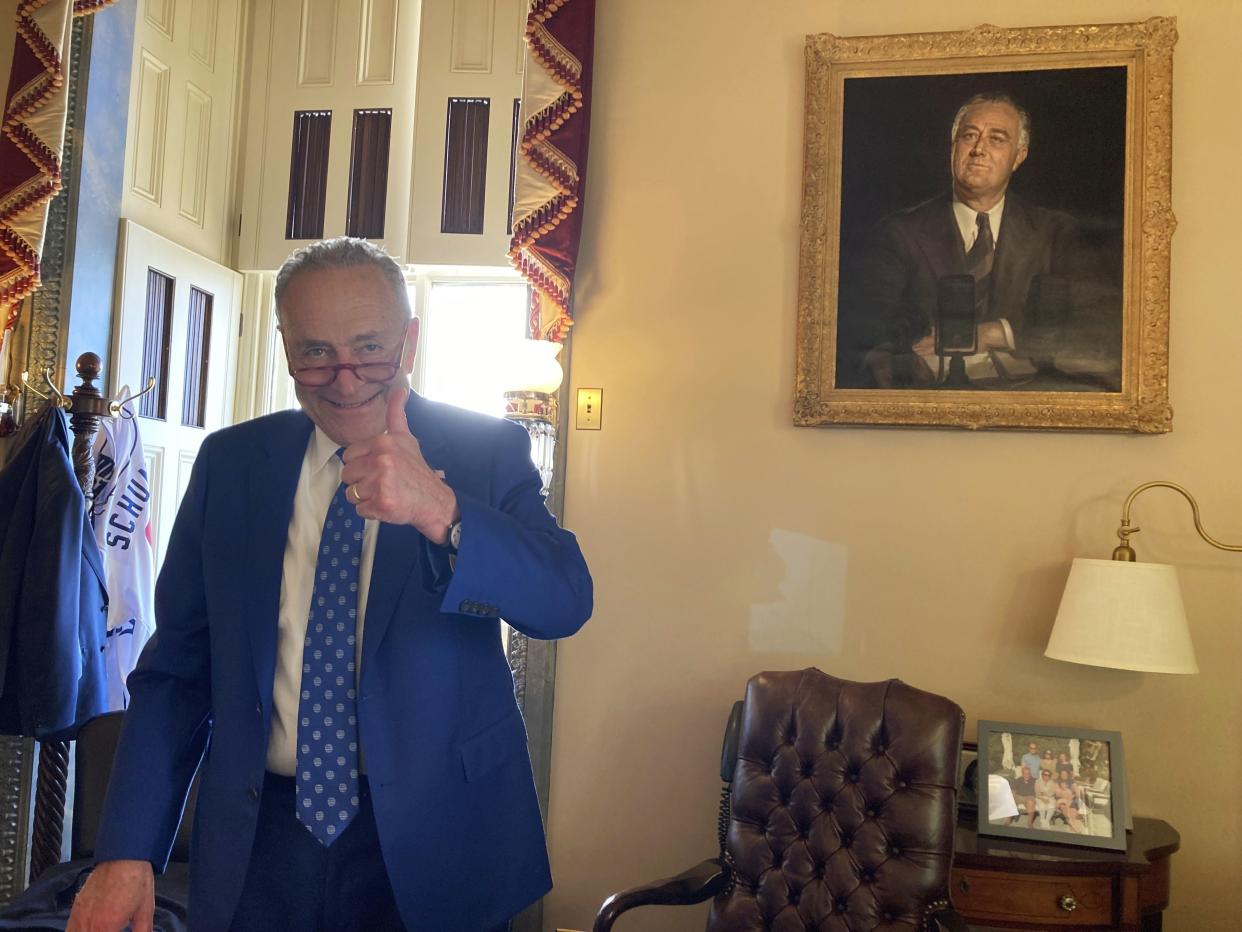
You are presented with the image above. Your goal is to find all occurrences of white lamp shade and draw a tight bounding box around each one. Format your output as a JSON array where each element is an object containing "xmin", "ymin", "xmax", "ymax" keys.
[
  {"xmin": 501, "ymin": 339, "xmax": 563, "ymax": 394},
  {"xmin": 1045, "ymin": 558, "xmax": 1198, "ymax": 674}
]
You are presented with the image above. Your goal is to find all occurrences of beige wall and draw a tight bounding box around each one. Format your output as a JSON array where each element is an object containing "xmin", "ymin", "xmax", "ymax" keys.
[{"xmin": 548, "ymin": 1, "xmax": 1242, "ymax": 930}]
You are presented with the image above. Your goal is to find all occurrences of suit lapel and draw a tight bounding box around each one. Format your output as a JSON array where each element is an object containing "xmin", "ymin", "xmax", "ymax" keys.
[
  {"xmin": 361, "ymin": 394, "xmax": 453, "ymax": 670},
  {"xmin": 913, "ymin": 195, "xmax": 966, "ymax": 280},
  {"xmin": 992, "ymin": 194, "xmax": 1039, "ymax": 320},
  {"xmin": 244, "ymin": 414, "xmax": 312, "ymax": 703}
]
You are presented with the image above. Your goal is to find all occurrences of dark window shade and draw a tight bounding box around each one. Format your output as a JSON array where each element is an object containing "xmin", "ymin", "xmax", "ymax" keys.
[
  {"xmin": 507, "ymin": 98, "xmax": 521, "ymax": 235},
  {"xmin": 139, "ymin": 269, "xmax": 174, "ymax": 420},
  {"xmin": 441, "ymin": 97, "xmax": 490, "ymax": 234},
  {"xmin": 181, "ymin": 287, "xmax": 213, "ymax": 428},
  {"xmin": 287, "ymin": 110, "xmax": 332, "ymax": 239},
  {"xmin": 345, "ymin": 109, "xmax": 392, "ymax": 238}
]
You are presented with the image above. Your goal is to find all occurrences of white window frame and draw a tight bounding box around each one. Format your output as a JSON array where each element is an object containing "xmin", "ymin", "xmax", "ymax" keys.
[{"xmin": 406, "ymin": 263, "xmax": 529, "ymax": 401}]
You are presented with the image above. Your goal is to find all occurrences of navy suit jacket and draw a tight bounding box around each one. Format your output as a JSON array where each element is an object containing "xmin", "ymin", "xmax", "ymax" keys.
[
  {"xmin": 94, "ymin": 393, "xmax": 593, "ymax": 931},
  {"xmin": 0, "ymin": 407, "xmax": 107, "ymax": 739},
  {"xmin": 837, "ymin": 192, "xmax": 1122, "ymax": 389}
]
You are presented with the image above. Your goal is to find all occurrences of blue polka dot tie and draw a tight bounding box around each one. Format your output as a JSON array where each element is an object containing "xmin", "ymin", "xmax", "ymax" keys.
[{"xmin": 296, "ymin": 457, "xmax": 362, "ymax": 845}]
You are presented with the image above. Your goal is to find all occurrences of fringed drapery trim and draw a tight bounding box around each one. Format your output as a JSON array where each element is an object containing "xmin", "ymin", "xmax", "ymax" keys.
[
  {"xmin": 508, "ymin": 0, "xmax": 593, "ymax": 343},
  {"xmin": 0, "ymin": 0, "xmax": 116, "ymax": 347}
]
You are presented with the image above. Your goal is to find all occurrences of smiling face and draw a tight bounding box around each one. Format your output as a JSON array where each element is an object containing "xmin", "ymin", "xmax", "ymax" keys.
[
  {"xmin": 278, "ymin": 263, "xmax": 416, "ymax": 445},
  {"xmin": 950, "ymin": 100, "xmax": 1028, "ymax": 209}
]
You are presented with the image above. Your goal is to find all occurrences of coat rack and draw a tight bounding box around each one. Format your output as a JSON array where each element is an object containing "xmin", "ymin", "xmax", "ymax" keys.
[{"xmin": 18, "ymin": 353, "xmax": 152, "ymax": 882}]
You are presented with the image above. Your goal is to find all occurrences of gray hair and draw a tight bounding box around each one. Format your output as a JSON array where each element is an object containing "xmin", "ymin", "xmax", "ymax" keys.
[
  {"xmin": 950, "ymin": 93, "xmax": 1031, "ymax": 151},
  {"xmin": 274, "ymin": 237, "xmax": 412, "ymax": 321}
]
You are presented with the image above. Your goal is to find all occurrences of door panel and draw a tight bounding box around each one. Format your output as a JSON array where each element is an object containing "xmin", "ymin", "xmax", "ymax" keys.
[{"xmin": 110, "ymin": 219, "xmax": 241, "ymax": 568}]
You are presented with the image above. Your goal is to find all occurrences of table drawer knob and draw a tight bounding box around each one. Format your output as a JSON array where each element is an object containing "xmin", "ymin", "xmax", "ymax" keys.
[
  {"xmin": 1059, "ymin": 894, "xmax": 1078, "ymax": 913},
  {"xmin": 958, "ymin": 877, "xmax": 969, "ymax": 894}
]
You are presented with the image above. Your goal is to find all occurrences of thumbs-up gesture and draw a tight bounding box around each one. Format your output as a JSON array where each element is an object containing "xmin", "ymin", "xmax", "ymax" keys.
[{"xmin": 340, "ymin": 386, "xmax": 459, "ymax": 543}]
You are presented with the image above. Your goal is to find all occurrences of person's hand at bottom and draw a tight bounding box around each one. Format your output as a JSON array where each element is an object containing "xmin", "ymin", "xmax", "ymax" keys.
[{"xmin": 68, "ymin": 859, "xmax": 155, "ymax": 932}]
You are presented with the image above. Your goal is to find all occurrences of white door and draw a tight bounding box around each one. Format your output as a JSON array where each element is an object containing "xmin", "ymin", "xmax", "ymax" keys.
[{"xmin": 110, "ymin": 219, "xmax": 241, "ymax": 569}]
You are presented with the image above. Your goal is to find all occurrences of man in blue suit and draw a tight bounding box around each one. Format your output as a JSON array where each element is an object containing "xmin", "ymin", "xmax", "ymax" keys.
[{"xmin": 67, "ymin": 238, "xmax": 593, "ymax": 931}]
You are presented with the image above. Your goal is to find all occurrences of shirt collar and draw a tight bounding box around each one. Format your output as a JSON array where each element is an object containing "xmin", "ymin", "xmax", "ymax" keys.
[
  {"xmin": 952, "ymin": 195, "xmax": 1006, "ymax": 245},
  {"xmin": 308, "ymin": 426, "xmax": 343, "ymax": 476}
]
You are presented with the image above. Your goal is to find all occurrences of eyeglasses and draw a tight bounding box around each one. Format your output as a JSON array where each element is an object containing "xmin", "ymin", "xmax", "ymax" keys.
[{"xmin": 285, "ymin": 332, "xmax": 408, "ymax": 388}]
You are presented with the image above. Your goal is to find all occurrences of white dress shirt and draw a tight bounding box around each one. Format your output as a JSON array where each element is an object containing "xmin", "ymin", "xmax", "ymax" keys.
[
  {"xmin": 948, "ymin": 195, "xmax": 1017, "ymax": 371},
  {"xmin": 266, "ymin": 427, "xmax": 378, "ymax": 776},
  {"xmin": 952, "ymin": 196, "xmax": 1005, "ymax": 251}
]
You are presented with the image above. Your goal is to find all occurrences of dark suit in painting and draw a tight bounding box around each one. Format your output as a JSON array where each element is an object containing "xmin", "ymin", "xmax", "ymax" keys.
[
  {"xmin": 837, "ymin": 192, "xmax": 1121, "ymax": 390},
  {"xmin": 92, "ymin": 392, "xmax": 593, "ymax": 932}
]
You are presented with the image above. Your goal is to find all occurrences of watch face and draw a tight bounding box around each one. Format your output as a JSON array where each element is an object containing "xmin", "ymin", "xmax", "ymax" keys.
[{"xmin": 450, "ymin": 521, "xmax": 462, "ymax": 550}]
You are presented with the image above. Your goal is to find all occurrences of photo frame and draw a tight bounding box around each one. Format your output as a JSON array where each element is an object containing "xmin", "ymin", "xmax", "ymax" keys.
[
  {"xmin": 794, "ymin": 19, "xmax": 1176, "ymax": 432},
  {"xmin": 977, "ymin": 720, "xmax": 1128, "ymax": 851},
  {"xmin": 957, "ymin": 741, "xmax": 979, "ymax": 816}
]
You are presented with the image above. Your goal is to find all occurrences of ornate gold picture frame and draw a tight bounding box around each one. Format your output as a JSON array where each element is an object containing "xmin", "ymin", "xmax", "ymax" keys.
[{"xmin": 794, "ymin": 19, "xmax": 1176, "ymax": 432}]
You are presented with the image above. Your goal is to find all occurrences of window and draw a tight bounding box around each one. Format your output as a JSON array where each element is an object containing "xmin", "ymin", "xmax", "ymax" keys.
[
  {"xmin": 180, "ymin": 287, "xmax": 213, "ymax": 427},
  {"xmin": 507, "ymin": 98, "xmax": 521, "ymax": 234},
  {"xmin": 411, "ymin": 274, "xmax": 529, "ymax": 417},
  {"xmin": 346, "ymin": 109, "xmax": 392, "ymax": 238},
  {"xmin": 286, "ymin": 110, "xmax": 332, "ymax": 239},
  {"xmin": 441, "ymin": 98, "xmax": 491, "ymax": 234},
  {"xmin": 139, "ymin": 268, "xmax": 175, "ymax": 419}
]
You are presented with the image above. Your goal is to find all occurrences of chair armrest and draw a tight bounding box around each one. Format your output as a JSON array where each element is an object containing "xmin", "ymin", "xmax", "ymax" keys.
[
  {"xmin": 593, "ymin": 858, "xmax": 728, "ymax": 932},
  {"xmin": 929, "ymin": 903, "xmax": 971, "ymax": 932}
]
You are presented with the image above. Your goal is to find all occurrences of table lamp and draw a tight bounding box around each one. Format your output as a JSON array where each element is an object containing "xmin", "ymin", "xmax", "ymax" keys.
[
  {"xmin": 1045, "ymin": 481, "xmax": 1242, "ymax": 674},
  {"xmin": 500, "ymin": 338, "xmax": 563, "ymax": 497}
]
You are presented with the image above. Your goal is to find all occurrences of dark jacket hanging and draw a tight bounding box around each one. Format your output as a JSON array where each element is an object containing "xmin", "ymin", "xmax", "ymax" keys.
[{"xmin": 0, "ymin": 405, "xmax": 107, "ymax": 738}]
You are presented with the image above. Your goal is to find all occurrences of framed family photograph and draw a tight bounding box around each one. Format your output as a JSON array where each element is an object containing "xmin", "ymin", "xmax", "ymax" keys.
[
  {"xmin": 793, "ymin": 19, "xmax": 1176, "ymax": 432},
  {"xmin": 977, "ymin": 720, "xmax": 1129, "ymax": 851}
]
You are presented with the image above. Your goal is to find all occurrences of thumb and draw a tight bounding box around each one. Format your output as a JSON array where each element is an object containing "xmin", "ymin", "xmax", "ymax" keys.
[{"xmin": 385, "ymin": 385, "xmax": 411, "ymax": 436}]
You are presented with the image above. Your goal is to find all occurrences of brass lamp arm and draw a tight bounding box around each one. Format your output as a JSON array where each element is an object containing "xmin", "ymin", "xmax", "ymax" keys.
[{"xmin": 1113, "ymin": 480, "xmax": 1242, "ymax": 561}]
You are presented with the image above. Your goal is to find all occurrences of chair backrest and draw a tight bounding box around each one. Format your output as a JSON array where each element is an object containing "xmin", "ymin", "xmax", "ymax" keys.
[
  {"xmin": 710, "ymin": 669, "xmax": 964, "ymax": 931},
  {"xmin": 70, "ymin": 711, "xmax": 199, "ymax": 863}
]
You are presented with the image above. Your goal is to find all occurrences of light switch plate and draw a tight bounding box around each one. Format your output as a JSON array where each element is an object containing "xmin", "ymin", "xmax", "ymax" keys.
[{"xmin": 575, "ymin": 387, "xmax": 603, "ymax": 430}]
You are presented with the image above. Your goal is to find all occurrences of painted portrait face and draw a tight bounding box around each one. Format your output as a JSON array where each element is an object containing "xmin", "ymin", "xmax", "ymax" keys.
[
  {"xmin": 951, "ymin": 101, "xmax": 1029, "ymax": 206},
  {"xmin": 279, "ymin": 264, "xmax": 417, "ymax": 446}
]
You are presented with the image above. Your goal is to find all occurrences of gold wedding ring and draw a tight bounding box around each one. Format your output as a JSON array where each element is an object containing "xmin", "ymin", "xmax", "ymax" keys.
[{"xmin": 348, "ymin": 483, "xmax": 361, "ymax": 504}]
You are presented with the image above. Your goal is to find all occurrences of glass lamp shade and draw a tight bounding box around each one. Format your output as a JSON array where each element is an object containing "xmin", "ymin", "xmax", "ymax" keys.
[
  {"xmin": 501, "ymin": 339, "xmax": 563, "ymax": 395},
  {"xmin": 1045, "ymin": 558, "xmax": 1198, "ymax": 674}
]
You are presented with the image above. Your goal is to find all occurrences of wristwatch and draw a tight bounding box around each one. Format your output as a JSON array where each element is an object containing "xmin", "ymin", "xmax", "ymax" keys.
[{"xmin": 447, "ymin": 520, "xmax": 462, "ymax": 552}]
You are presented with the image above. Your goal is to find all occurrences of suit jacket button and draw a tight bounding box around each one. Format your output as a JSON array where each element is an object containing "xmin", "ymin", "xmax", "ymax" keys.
[
  {"xmin": 247, "ymin": 786, "xmax": 260, "ymax": 802},
  {"xmin": 255, "ymin": 702, "xmax": 262, "ymax": 715}
]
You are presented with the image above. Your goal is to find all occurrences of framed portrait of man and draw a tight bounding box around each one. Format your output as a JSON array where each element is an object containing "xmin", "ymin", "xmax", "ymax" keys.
[{"xmin": 794, "ymin": 19, "xmax": 1176, "ymax": 432}]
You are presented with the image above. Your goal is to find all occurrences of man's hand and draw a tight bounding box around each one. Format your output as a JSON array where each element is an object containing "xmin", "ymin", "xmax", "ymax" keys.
[
  {"xmin": 340, "ymin": 387, "xmax": 459, "ymax": 543},
  {"xmin": 67, "ymin": 859, "xmax": 155, "ymax": 932}
]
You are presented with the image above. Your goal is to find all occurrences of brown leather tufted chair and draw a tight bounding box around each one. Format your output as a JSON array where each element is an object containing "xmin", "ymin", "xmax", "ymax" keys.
[{"xmin": 594, "ymin": 669, "xmax": 968, "ymax": 931}]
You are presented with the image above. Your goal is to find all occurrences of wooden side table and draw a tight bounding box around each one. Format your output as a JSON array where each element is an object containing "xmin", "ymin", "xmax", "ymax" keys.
[{"xmin": 951, "ymin": 816, "xmax": 1179, "ymax": 930}]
